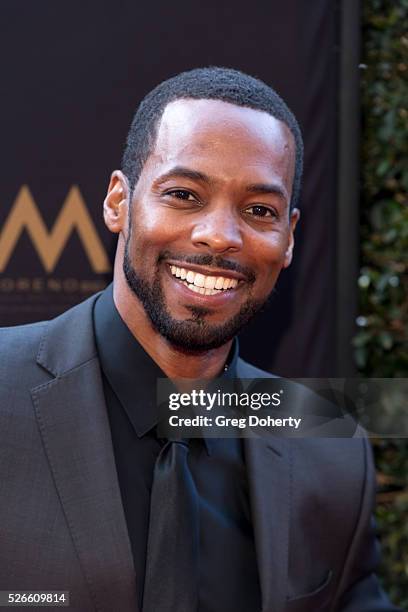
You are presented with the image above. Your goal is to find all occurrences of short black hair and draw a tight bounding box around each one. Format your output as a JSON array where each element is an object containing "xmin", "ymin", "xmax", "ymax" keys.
[{"xmin": 122, "ymin": 66, "xmax": 303, "ymax": 209}]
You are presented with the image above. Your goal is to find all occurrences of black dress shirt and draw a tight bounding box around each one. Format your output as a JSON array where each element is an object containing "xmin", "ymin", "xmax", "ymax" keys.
[{"xmin": 93, "ymin": 285, "xmax": 261, "ymax": 611}]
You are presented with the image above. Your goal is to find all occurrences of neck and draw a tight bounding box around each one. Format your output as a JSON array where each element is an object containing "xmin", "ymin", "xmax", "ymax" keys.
[{"xmin": 112, "ymin": 256, "xmax": 232, "ymax": 380}]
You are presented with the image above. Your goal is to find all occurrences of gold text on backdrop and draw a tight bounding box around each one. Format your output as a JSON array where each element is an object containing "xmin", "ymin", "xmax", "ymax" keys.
[{"xmin": 0, "ymin": 186, "xmax": 111, "ymax": 273}]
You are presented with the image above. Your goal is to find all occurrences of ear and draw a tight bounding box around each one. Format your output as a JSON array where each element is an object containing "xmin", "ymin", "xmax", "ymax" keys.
[
  {"xmin": 283, "ymin": 208, "xmax": 300, "ymax": 268},
  {"xmin": 103, "ymin": 170, "xmax": 130, "ymax": 234}
]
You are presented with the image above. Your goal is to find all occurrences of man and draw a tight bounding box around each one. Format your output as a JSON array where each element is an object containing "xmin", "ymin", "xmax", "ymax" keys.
[{"xmin": 0, "ymin": 68, "xmax": 398, "ymax": 611}]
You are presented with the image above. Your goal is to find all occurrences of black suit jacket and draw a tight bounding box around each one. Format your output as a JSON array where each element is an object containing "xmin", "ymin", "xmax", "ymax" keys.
[{"xmin": 0, "ymin": 293, "xmax": 399, "ymax": 611}]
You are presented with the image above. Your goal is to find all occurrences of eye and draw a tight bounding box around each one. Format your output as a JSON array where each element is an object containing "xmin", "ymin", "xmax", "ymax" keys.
[
  {"xmin": 166, "ymin": 189, "xmax": 199, "ymax": 202},
  {"xmin": 245, "ymin": 205, "xmax": 276, "ymax": 219}
]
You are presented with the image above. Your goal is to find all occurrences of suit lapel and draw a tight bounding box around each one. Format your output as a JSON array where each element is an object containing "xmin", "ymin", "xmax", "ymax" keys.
[
  {"xmin": 244, "ymin": 435, "xmax": 291, "ymax": 612},
  {"xmin": 237, "ymin": 354, "xmax": 291, "ymax": 612},
  {"xmin": 31, "ymin": 292, "xmax": 138, "ymax": 612}
]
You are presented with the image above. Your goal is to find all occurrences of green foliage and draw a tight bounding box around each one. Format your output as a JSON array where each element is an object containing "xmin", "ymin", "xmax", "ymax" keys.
[
  {"xmin": 359, "ymin": 1, "xmax": 408, "ymax": 608},
  {"xmin": 373, "ymin": 439, "xmax": 408, "ymax": 608},
  {"xmin": 357, "ymin": 0, "xmax": 408, "ymax": 376}
]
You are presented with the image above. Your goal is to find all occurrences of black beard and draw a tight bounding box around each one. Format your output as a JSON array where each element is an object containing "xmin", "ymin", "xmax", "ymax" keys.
[{"xmin": 123, "ymin": 238, "xmax": 268, "ymax": 352}]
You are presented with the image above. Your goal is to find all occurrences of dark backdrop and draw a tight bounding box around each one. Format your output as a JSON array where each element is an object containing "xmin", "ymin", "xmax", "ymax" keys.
[{"xmin": 0, "ymin": 0, "xmax": 341, "ymax": 377}]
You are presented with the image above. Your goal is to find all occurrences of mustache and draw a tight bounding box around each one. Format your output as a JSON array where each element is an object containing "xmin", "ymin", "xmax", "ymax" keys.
[{"xmin": 158, "ymin": 250, "xmax": 256, "ymax": 284}]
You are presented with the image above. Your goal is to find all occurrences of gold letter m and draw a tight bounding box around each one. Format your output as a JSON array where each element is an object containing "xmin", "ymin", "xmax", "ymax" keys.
[{"xmin": 0, "ymin": 186, "xmax": 111, "ymax": 273}]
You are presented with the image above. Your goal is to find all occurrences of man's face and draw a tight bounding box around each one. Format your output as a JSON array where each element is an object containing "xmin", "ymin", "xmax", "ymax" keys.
[{"xmin": 122, "ymin": 99, "xmax": 298, "ymax": 351}]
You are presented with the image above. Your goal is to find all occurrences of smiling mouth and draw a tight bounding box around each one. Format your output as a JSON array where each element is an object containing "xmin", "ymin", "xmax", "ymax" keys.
[{"xmin": 169, "ymin": 264, "xmax": 239, "ymax": 296}]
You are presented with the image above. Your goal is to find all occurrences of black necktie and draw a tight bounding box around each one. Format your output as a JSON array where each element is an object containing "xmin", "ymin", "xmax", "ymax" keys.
[{"xmin": 142, "ymin": 439, "xmax": 199, "ymax": 612}]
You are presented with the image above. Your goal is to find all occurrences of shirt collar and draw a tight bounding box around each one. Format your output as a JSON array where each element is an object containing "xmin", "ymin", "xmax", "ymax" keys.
[
  {"xmin": 94, "ymin": 284, "xmax": 162, "ymax": 438},
  {"xmin": 93, "ymin": 284, "xmax": 239, "ymax": 455},
  {"xmin": 224, "ymin": 335, "xmax": 239, "ymax": 378}
]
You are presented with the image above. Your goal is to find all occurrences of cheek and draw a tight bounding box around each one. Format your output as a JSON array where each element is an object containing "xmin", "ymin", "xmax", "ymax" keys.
[
  {"xmin": 130, "ymin": 218, "xmax": 171, "ymax": 254},
  {"xmin": 133, "ymin": 201, "xmax": 186, "ymax": 244},
  {"xmin": 250, "ymin": 236, "xmax": 289, "ymax": 286},
  {"xmin": 133, "ymin": 206, "xmax": 162, "ymax": 235},
  {"xmin": 251, "ymin": 233, "xmax": 289, "ymax": 267}
]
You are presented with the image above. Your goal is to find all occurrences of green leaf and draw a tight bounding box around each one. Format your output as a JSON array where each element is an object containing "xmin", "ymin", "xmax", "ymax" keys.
[{"xmin": 377, "ymin": 331, "xmax": 394, "ymax": 350}]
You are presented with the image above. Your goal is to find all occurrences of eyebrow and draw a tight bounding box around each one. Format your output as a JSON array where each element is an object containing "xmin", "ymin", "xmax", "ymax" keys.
[
  {"xmin": 155, "ymin": 165, "xmax": 288, "ymax": 202},
  {"xmin": 155, "ymin": 166, "xmax": 213, "ymax": 186},
  {"xmin": 245, "ymin": 183, "xmax": 288, "ymax": 202}
]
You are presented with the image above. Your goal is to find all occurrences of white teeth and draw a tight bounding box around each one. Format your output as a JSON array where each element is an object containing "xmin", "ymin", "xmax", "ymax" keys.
[
  {"xmin": 194, "ymin": 273, "xmax": 205, "ymax": 288},
  {"xmin": 183, "ymin": 280, "xmax": 232, "ymax": 295},
  {"xmin": 170, "ymin": 264, "xmax": 240, "ymax": 295},
  {"xmin": 204, "ymin": 276, "xmax": 216, "ymax": 289}
]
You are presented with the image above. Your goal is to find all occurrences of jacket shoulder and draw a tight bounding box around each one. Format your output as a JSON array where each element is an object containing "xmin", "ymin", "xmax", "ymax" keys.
[
  {"xmin": 0, "ymin": 290, "xmax": 101, "ymax": 388},
  {"xmin": 0, "ymin": 320, "xmax": 51, "ymax": 410},
  {"xmin": 0, "ymin": 320, "xmax": 48, "ymax": 367}
]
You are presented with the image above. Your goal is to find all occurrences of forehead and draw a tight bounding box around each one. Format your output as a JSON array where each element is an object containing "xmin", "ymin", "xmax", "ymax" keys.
[{"xmin": 147, "ymin": 99, "xmax": 295, "ymax": 188}]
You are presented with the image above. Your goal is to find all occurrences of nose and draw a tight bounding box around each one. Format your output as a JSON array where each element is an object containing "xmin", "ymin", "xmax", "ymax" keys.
[{"xmin": 190, "ymin": 206, "xmax": 243, "ymax": 254}]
